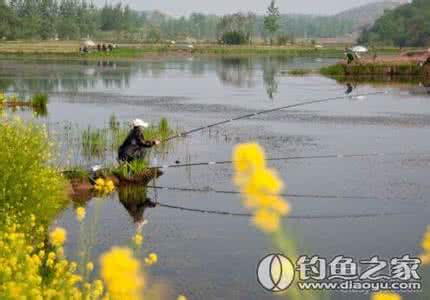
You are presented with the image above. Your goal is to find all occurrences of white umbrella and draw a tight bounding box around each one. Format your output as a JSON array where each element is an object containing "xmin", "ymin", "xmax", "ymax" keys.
[
  {"xmin": 83, "ymin": 40, "xmax": 96, "ymax": 47},
  {"xmin": 350, "ymin": 46, "xmax": 368, "ymax": 53}
]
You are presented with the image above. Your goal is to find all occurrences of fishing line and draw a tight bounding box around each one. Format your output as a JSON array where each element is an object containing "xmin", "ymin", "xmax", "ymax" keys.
[
  {"xmin": 154, "ymin": 202, "xmax": 415, "ymax": 220},
  {"xmin": 146, "ymin": 185, "xmax": 413, "ymax": 202},
  {"xmin": 150, "ymin": 151, "xmax": 428, "ymax": 170},
  {"xmin": 162, "ymin": 91, "xmax": 386, "ymax": 142}
]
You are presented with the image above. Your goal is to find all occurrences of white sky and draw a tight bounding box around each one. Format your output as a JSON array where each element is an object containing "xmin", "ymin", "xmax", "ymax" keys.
[{"xmin": 94, "ymin": 0, "xmax": 389, "ymax": 16}]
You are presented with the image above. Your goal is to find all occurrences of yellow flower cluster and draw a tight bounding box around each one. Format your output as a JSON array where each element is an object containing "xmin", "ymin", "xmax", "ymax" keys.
[
  {"xmin": 133, "ymin": 233, "xmax": 144, "ymax": 246},
  {"xmin": 372, "ymin": 292, "xmax": 401, "ymax": 300},
  {"xmin": 94, "ymin": 178, "xmax": 115, "ymax": 194},
  {"xmin": 50, "ymin": 227, "xmax": 67, "ymax": 247},
  {"xmin": 0, "ymin": 218, "xmax": 103, "ymax": 300},
  {"xmin": 76, "ymin": 207, "xmax": 86, "ymax": 222},
  {"xmin": 144, "ymin": 252, "xmax": 158, "ymax": 265},
  {"xmin": 420, "ymin": 226, "xmax": 430, "ymax": 265},
  {"xmin": 232, "ymin": 143, "xmax": 290, "ymax": 233},
  {"xmin": 100, "ymin": 247, "xmax": 145, "ymax": 300}
]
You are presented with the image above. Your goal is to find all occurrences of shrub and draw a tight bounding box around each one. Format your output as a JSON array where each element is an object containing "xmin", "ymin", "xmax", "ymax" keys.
[
  {"xmin": 0, "ymin": 118, "xmax": 67, "ymax": 230},
  {"xmin": 221, "ymin": 31, "xmax": 249, "ymax": 45}
]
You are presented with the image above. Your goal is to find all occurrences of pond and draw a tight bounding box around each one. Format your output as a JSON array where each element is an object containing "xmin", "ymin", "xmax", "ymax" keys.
[{"xmin": 1, "ymin": 56, "xmax": 430, "ymax": 299}]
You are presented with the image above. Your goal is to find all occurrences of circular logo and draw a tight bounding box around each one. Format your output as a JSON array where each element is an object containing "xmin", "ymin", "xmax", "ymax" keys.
[{"xmin": 257, "ymin": 254, "xmax": 295, "ymax": 292}]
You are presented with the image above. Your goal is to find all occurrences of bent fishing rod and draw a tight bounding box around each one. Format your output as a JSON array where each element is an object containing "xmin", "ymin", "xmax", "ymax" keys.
[
  {"xmin": 154, "ymin": 201, "xmax": 416, "ymax": 220},
  {"xmin": 161, "ymin": 91, "xmax": 386, "ymax": 143},
  {"xmin": 150, "ymin": 151, "xmax": 427, "ymax": 170}
]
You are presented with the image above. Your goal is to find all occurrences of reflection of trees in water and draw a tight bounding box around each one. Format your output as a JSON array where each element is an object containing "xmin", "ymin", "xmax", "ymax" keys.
[
  {"xmin": 0, "ymin": 60, "xmax": 135, "ymax": 92},
  {"xmin": 262, "ymin": 57, "xmax": 279, "ymax": 100},
  {"xmin": 215, "ymin": 57, "xmax": 255, "ymax": 88}
]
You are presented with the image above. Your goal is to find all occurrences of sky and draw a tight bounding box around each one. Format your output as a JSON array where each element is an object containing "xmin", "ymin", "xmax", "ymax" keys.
[{"xmin": 93, "ymin": 0, "xmax": 395, "ymax": 16}]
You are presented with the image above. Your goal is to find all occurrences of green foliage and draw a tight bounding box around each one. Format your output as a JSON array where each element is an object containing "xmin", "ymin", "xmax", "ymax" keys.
[
  {"xmin": 31, "ymin": 93, "xmax": 48, "ymax": 116},
  {"xmin": 63, "ymin": 166, "xmax": 90, "ymax": 181},
  {"xmin": 113, "ymin": 160, "xmax": 148, "ymax": 178},
  {"xmin": 221, "ymin": 31, "xmax": 249, "ymax": 45},
  {"xmin": 288, "ymin": 68, "xmax": 313, "ymax": 76},
  {"xmin": 264, "ymin": 0, "xmax": 280, "ymax": 44},
  {"xmin": 319, "ymin": 64, "xmax": 346, "ymax": 76},
  {"xmin": 81, "ymin": 127, "xmax": 108, "ymax": 158},
  {"xmin": 359, "ymin": 0, "xmax": 430, "ymax": 47},
  {"xmin": 0, "ymin": 118, "xmax": 68, "ymax": 229}
]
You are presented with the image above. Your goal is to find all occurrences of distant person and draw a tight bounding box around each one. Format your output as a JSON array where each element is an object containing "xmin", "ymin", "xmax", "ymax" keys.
[
  {"xmin": 346, "ymin": 52, "xmax": 354, "ymax": 64},
  {"xmin": 97, "ymin": 44, "xmax": 101, "ymax": 51},
  {"xmin": 108, "ymin": 44, "xmax": 113, "ymax": 51},
  {"xmin": 102, "ymin": 44, "xmax": 107, "ymax": 52},
  {"xmin": 118, "ymin": 119, "xmax": 160, "ymax": 163}
]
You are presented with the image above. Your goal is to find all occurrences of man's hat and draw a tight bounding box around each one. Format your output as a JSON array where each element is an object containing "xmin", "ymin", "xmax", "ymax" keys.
[{"xmin": 131, "ymin": 119, "xmax": 149, "ymax": 128}]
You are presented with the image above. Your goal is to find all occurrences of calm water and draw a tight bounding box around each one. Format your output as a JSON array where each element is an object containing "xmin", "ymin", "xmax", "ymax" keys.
[{"xmin": 1, "ymin": 56, "xmax": 430, "ymax": 299}]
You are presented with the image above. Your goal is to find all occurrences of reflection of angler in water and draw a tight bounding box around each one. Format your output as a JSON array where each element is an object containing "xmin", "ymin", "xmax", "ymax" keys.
[
  {"xmin": 118, "ymin": 186, "xmax": 157, "ymax": 230},
  {"xmin": 345, "ymin": 83, "xmax": 354, "ymax": 95}
]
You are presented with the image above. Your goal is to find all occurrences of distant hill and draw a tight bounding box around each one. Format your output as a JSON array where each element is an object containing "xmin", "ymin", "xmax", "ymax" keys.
[
  {"xmin": 334, "ymin": 1, "xmax": 407, "ymax": 32},
  {"xmin": 359, "ymin": 0, "xmax": 430, "ymax": 47}
]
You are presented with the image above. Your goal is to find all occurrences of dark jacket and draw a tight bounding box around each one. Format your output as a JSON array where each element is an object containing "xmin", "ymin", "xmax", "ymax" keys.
[{"xmin": 118, "ymin": 127, "xmax": 155, "ymax": 162}]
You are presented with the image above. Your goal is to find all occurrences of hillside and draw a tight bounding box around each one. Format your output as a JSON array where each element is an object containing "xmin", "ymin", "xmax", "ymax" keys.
[
  {"xmin": 359, "ymin": 0, "xmax": 430, "ymax": 47},
  {"xmin": 334, "ymin": 0, "xmax": 407, "ymax": 31}
]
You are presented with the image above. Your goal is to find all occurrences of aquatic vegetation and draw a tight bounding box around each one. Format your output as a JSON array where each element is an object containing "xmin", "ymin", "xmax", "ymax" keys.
[
  {"xmin": 320, "ymin": 64, "xmax": 346, "ymax": 76},
  {"xmin": 113, "ymin": 160, "xmax": 149, "ymax": 178},
  {"xmin": 100, "ymin": 246, "xmax": 144, "ymax": 300},
  {"xmin": 81, "ymin": 127, "xmax": 108, "ymax": 158},
  {"xmin": 31, "ymin": 93, "xmax": 48, "ymax": 116},
  {"xmin": 0, "ymin": 117, "xmax": 68, "ymax": 230},
  {"xmin": 371, "ymin": 292, "xmax": 401, "ymax": 300},
  {"xmin": 63, "ymin": 166, "xmax": 90, "ymax": 181},
  {"xmin": 232, "ymin": 143, "xmax": 289, "ymax": 233},
  {"xmin": 288, "ymin": 68, "xmax": 313, "ymax": 76}
]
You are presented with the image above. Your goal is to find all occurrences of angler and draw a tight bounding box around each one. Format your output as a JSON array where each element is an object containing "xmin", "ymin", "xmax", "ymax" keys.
[{"xmin": 118, "ymin": 119, "xmax": 160, "ymax": 163}]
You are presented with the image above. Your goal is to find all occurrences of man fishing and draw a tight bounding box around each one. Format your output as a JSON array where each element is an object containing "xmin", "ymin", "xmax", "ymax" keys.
[{"xmin": 118, "ymin": 119, "xmax": 160, "ymax": 163}]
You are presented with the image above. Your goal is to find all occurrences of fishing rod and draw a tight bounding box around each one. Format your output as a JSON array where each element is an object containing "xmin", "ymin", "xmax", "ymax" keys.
[
  {"xmin": 150, "ymin": 151, "xmax": 427, "ymax": 170},
  {"xmin": 161, "ymin": 91, "xmax": 386, "ymax": 143},
  {"xmin": 154, "ymin": 201, "xmax": 415, "ymax": 220},
  {"xmin": 146, "ymin": 184, "xmax": 416, "ymax": 202}
]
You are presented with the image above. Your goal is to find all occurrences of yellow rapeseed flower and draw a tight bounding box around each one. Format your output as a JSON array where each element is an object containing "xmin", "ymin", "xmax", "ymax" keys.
[
  {"xmin": 133, "ymin": 233, "xmax": 143, "ymax": 246},
  {"xmin": 50, "ymin": 227, "xmax": 67, "ymax": 246},
  {"xmin": 100, "ymin": 247, "xmax": 144, "ymax": 300},
  {"xmin": 253, "ymin": 209, "xmax": 280, "ymax": 233},
  {"xmin": 86, "ymin": 262, "xmax": 94, "ymax": 272},
  {"xmin": 233, "ymin": 143, "xmax": 266, "ymax": 174},
  {"xmin": 244, "ymin": 168, "xmax": 283, "ymax": 196},
  {"xmin": 177, "ymin": 295, "xmax": 187, "ymax": 300},
  {"xmin": 422, "ymin": 226, "xmax": 430, "ymax": 253},
  {"xmin": 371, "ymin": 292, "xmax": 402, "ymax": 300},
  {"xmin": 76, "ymin": 207, "xmax": 86, "ymax": 222}
]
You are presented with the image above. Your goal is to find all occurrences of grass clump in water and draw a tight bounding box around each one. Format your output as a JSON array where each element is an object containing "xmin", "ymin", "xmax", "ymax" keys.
[
  {"xmin": 319, "ymin": 64, "xmax": 346, "ymax": 76},
  {"xmin": 31, "ymin": 93, "xmax": 48, "ymax": 116},
  {"xmin": 81, "ymin": 127, "xmax": 108, "ymax": 158},
  {"xmin": 288, "ymin": 68, "xmax": 313, "ymax": 76}
]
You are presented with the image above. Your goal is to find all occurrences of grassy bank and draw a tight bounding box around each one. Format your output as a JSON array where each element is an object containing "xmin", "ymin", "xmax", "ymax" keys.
[
  {"xmin": 0, "ymin": 41, "xmax": 404, "ymax": 59},
  {"xmin": 320, "ymin": 62, "xmax": 430, "ymax": 80}
]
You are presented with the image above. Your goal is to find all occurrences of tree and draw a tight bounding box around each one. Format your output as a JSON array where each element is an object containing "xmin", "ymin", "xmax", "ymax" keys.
[{"xmin": 264, "ymin": 0, "xmax": 280, "ymax": 45}]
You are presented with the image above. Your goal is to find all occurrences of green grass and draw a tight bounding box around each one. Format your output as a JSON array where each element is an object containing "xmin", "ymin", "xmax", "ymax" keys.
[
  {"xmin": 319, "ymin": 64, "xmax": 346, "ymax": 76},
  {"xmin": 31, "ymin": 93, "xmax": 48, "ymax": 116},
  {"xmin": 81, "ymin": 127, "xmax": 108, "ymax": 158},
  {"xmin": 112, "ymin": 160, "xmax": 149, "ymax": 178},
  {"xmin": 62, "ymin": 166, "xmax": 90, "ymax": 181},
  {"xmin": 288, "ymin": 68, "xmax": 314, "ymax": 76},
  {"xmin": 0, "ymin": 118, "xmax": 68, "ymax": 231}
]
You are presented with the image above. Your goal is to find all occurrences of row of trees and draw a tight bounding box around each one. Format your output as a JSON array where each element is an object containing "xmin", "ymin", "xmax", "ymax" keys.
[
  {"xmin": 359, "ymin": 0, "xmax": 430, "ymax": 47},
  {"xmin": 0, "ymin": 0, "xmax": 354, "ymax": 43}
]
